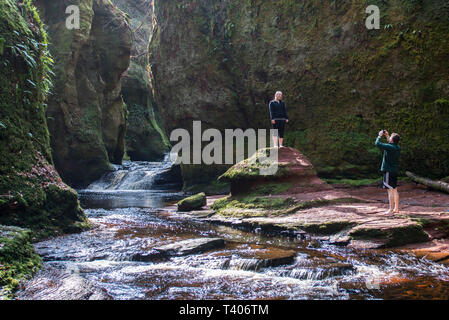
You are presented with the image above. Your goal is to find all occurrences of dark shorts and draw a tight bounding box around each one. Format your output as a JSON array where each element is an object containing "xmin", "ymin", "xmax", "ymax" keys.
[
  {"xmin": 272, "ymin": 120, "xmax": 286, "ymax": 138},
  {"xmin": 382, "ymin": 171, "xmax": 398, "ymax": 189}
]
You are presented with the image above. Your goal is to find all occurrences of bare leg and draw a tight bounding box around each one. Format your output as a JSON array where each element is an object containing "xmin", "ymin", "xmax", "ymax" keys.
[
  {"xmin": 386, "ymin": 189, "xmax": 394, "ymax": 214},
  {"xmin": 272, "ymin": 136, "xmax": 279, "ymax": 148},
  {"xmin": 393, "ymin": 189, "xmax": 399, "ymax": 213},
  {"xmin": 279, "ymin": 138, "xmax": 284, "ymax": 147}
]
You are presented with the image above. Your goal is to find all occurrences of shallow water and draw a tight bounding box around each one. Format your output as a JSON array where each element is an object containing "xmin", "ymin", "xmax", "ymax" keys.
[{"xmin": 17, "ymin": 159, "xmax": 449, "ymax": 300}]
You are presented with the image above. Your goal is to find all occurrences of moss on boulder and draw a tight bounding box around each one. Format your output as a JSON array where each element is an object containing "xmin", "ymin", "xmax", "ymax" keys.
[
  {"xmin": 177, "ymin": 192, "xmax": 207, "ymax": 212},
  {"xmin": 0, "ymin": 225, "xmax": 42, "ymax": 299},
  {"xmin": 219, "ymin": 147, "xmax": 331, "ymax": 195},
  {"xmin": 349, "ymin": 220, "xmax": 430, "ymax": 247}
]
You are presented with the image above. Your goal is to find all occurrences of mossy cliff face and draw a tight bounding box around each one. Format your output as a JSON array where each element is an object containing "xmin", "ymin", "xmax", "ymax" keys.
[
  {"xmin": 149, "ymin": 0, "xmax": 449, "ymax": 186},
  {"xmin": 111, "ymin": 0, "xmax": 170, "ymax": 161},
  {"xmin": 35, "ymin": 0, "xmax": 132, "ymax": 187},
  {"xmin": 0, "ymin": 0, "xmax": 88, "ymax": 238}
]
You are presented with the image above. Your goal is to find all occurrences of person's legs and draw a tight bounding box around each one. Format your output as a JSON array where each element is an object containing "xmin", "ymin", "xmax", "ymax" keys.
[
  {"xmin": 383, "ymin": 172, "xmax": 394, "ymax": 214},
  {"xmin": 386, "ymin": 189, "xmax": 394, "ymax": 214},
  {"xmin": 278, "ymin": 121, "xmax": 285, "ymax": 147},
  {"xmin": 272, "ymin": 122, "xmax": 279, "ymax": 148},
  {"xmin": 393, "ymin": 188, "xmax": 400, "ymax": 213}
]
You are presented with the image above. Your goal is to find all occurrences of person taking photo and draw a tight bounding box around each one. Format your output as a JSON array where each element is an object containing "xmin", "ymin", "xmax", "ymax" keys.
[{"xmin": 375, "ymin": 130, "xmax": 401, "ymax": 214}]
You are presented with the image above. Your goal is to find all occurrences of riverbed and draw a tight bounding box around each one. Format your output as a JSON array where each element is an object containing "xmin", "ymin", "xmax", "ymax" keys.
[{"xmin": 15, "ymin": 160, "xmax": 449, "ymax": 300}]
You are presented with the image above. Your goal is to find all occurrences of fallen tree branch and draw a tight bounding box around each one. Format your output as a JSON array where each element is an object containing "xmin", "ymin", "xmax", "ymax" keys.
[{"xmin": 406, "ymin": 171, "xmax": 449, "ymax": 194}]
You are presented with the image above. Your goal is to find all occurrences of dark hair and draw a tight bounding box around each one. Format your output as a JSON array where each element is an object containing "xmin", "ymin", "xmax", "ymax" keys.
[{"xmin": 391, "ymin": 133, "xmax": 400, "ymax": 144}]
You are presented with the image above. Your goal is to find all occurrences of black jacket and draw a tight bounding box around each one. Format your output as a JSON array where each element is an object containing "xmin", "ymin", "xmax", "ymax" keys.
[{"xmin": 269, "ymin": 100, "xmax": 288, "ymax": 120}]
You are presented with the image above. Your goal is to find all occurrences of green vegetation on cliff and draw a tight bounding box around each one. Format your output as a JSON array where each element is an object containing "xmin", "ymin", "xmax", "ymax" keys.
[
  {"xmin": 150, "ymin": 0, "xmax": 449, "ymax": 188},
  {"xmin": 0, "ymin": 0, "xmax": 88, "ymax": 238}
]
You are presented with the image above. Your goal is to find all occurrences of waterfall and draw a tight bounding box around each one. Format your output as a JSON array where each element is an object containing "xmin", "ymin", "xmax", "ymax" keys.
[{"xmin": 85, "ymin": 154, "xmax": 180, "ymax": 191}]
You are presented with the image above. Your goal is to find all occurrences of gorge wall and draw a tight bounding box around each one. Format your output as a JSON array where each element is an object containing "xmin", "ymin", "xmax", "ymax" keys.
[
  {"xmin": 0, "ymin": 0, "xmax": 88, "ymax": 238},
  {"xmin": 111, "ymin": 0, "xmax": 170, "ymax": 161},
  {"xmin": 149, "ymin": 0, "xmax": 449, "ymax": 187},
  {"xmin": 35, "ymin": 0, "xmax": 132, "ymax": 188}
]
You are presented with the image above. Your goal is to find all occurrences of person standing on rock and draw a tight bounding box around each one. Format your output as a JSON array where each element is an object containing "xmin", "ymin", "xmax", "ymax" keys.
[
  {"xmin": 269, "ymin": 91, "xmax": 289, "ymax": 148},
  {"xmin": 375, "ymin": 130, "xmax": 401, "ymax": 214}
]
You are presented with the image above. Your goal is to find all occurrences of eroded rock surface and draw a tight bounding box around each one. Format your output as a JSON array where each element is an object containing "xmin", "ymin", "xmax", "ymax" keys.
[
  {"xmin": 36, "ymin": 0, "xmax": 132, "ymax": 187},
  {"xmin": 155, "ymin": 238, "xmax": 226, "ymax": 256}
]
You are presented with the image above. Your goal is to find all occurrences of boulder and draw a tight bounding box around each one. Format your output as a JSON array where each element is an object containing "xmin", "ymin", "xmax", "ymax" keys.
[
  {"xmin": 177, "ymin": 193, "xmax": 207, "ymax": 212},
  {"xmin": 219, "ymin": 147, "xmax": 332, "ymax": 195},
  {"xmin": 154, "ymin": 238, "xmax": 225, "ymax": 256}
]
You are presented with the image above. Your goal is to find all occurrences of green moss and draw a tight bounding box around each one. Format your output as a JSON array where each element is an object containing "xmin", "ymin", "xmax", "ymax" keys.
[
  {"xmin": 0, "ymin": 226, "xmax": 42, "ymax": 299},
  {"xmin": 299, "ymin": 221, "xmax": 356, "ymax": 235},
  {"xmin": 211, "ymin": 195, "xmax": 362, "ymax": 218},
  {"xmin": 250, "ymin": 182, "xmax": 293, "ymax": 195},
  {"xmin": 183, "ymin": 180, "xmax": 230, "ymax": 195},
  {"xmin": 151, "ymin": 0, "xmax": 449, "ymax": 186},
  {"xmin": 0, "ymin": 0, "xmax": 89, "ymax": 239},
  {"xmin": 177, "ymin": 192, "xmax": 207, "ymax": 211},
  {"xmin": 218, "ymin": 148, "xmax": 290, "ymax": 182},
  {"xmin": 323, "ymin": 178, "xmax": 382, "ymax": 187},
  {"xmin": 349, "ymin": 224, "xmax": 429, "ymax": 247}
]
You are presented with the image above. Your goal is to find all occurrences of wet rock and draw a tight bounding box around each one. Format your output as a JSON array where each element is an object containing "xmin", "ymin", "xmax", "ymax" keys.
[
  {"xmin": 228, "ymin": 248, "xmax": 297, "ymax": 271},
  {"xmin": 348, "ymin": 240, "xmax": 389, "ymax": 249},
  {"xmin": 349, "ymin": 220, "xmax": 430, "ymax": 247},
  {"xmin": 177, "ymin": 193, "xmax": 207, "ymax": 212},
  {"xmin": 153, "ymin": 164, "xmax": 183, "ymax": 189},
  {"xmin": 155, "ymin": 238, "xmax": 225, "ymax": 256},
  {"xmin": 186, "ymin": 210, "xmax": 217, "ymax": 219},
  {"xmin": 15, "ymin": 264, "xmax": 110, "ymax": 300},
  {"xmin": 328, "ymin": 230, "xmax": 352, "ymax": 246},
  {"xmin": 131, "ymin": 249, "xmax": 169, "ymax": 262}
]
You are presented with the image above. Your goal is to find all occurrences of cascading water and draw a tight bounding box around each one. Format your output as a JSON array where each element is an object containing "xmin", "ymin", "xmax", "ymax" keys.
[
  {"xmin": 15, "ymin": 158, "xmax": 449, "ymax": 300},
  {"xmin": 86, "ymin": 154, "xmax": 177, "ymax": 191}
]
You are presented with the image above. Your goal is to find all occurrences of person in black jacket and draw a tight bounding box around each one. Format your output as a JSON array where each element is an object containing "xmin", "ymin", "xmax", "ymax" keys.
[{"xmin": 269, "ymin": 91, "xmax": 289, "ymax": 148}]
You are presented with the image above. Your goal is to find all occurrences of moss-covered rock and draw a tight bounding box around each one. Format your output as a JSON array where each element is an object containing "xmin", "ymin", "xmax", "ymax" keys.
[
  {"xmin": 349, "ymin": 220, "xmax": 430, "ymax": 247},
  {"xmin": 0, "ymin": 225, "xmax": 42, "ymax": 299},
  {"xmin": 149, "ymin": 0, "xmax": 449, "ymax": 187},
  {"xmin": 35, "ymin": 0, "xmax": 132, "ymax": 187},
  {"xmin": 0, "ymin": 0, "xmax": 88, "ymax": 238},
  {"xmin": 219, "ymin": 147, "xmax": 331, "ymax": 195},
  {"xmin": 177, "ymin": 192, "xmax": 207, "ymax": 211}
]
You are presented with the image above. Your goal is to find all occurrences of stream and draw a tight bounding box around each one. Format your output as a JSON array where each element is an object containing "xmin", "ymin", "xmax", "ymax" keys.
[{"xmin": 16, "ymin": 157, "xmax": 449, "ymax": 300}]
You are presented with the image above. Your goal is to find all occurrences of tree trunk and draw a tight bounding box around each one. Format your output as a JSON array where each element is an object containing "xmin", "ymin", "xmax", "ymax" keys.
[{"xmin": 406, "ymin": 171, "xmax": 449, "ymax": 194}]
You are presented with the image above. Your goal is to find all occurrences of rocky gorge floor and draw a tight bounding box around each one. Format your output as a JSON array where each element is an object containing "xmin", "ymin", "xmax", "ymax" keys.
[
  {"xmin": 178, "ymin": 182, "xmax": 449, "ymax": 266},
  {"xmin": 175, "ymin": 147, "xmax": 449, "ymax": 267}
]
